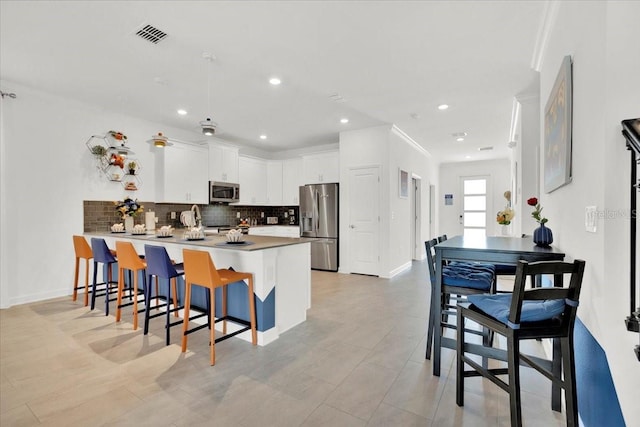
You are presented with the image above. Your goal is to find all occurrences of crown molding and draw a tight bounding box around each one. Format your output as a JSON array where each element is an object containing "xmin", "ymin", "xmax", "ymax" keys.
[
  {"xmin": 391, "ymin": 125, "xmax": 432, "ymax": 158},
  {"xmin": 531, "ymin": 0, "xmax": 561, "ymax": 72}
]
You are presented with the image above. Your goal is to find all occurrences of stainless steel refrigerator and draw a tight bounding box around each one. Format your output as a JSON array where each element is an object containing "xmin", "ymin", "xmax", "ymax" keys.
[{"xmin": 300, "ymin": 183, "xmax": 339, "ymax": 271}]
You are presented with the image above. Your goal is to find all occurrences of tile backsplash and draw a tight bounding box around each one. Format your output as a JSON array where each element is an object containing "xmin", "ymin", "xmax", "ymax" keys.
[{"xmin": 83, "ymin": 201, "xmax": 299, "ymax": 232}]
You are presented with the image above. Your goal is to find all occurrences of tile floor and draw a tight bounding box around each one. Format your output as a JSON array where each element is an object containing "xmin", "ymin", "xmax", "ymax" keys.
[{"xmin": 1, "ymin": 261, "xmax": 567, "ymax": 426}]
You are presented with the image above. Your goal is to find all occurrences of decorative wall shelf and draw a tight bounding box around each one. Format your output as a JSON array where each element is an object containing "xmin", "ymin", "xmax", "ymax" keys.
[{"xmin": 85, "ymin": 133, "xmax": 141, "ymax": 190}]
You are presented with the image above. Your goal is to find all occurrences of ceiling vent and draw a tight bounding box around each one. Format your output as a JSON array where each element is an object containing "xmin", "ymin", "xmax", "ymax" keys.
[
  {"xmin": 478, "ymin": 146, "xmax": 494, "ymax": 151},
  {"xmin": 134, "ymin": 24, "xmax": 168, "ymax": 44}
]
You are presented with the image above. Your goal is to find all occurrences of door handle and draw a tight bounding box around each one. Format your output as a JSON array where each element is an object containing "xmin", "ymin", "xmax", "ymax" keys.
[{"xmin": 349, "ymin": 224, "xmax": 356, "ymax": 229}]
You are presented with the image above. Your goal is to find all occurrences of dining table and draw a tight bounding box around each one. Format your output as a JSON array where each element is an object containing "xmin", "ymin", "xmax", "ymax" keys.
[{"xmin": 432, "ymin": 234, "xmax": 566, "ymax": 409}]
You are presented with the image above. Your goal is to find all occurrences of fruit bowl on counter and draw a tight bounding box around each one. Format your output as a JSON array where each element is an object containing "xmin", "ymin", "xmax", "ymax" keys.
[
  {"xmin": 156, "ymin": 226, "xmax": 174, "ymax": 238},
  {"xmin": 184, "ymin": 227, "xmax": 205, "ymax": 241},
  {"xmin": 111, "ymin": 223, "xmax": 125, "ymax": 233},
  {"xmin": 226, "ymin": 229, "xmax": 244, "ymax": 243},
  {"xmin": 131, "ymin": 224, "xmax": 147, "ymax": 235}
]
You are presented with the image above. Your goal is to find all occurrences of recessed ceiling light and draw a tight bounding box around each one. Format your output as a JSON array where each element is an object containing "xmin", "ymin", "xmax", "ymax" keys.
[
  {"xmin": 437, "ymin": 104, "xmax": 449, "ymax": 110},
  {"xmin": 269, "ymin": 77, "xmax": 281, "ymax": 85},
  {"xmin": 177, "ymin": 109, "xmax": 187, "ymax": 116},
  {"xmin": 259, "ymin": 134, "xmax": 267, "ymax": 140},
  {"xmin": 452, "ymin": 132, "xmax": 467, "ymax": 142},
  {"xmin": 340, "ymin": 118, "xmax": 349, "ymax": 124},
  {"xmin": 465, "ymin": 155, "xmax": 471, "ymax": 159}
]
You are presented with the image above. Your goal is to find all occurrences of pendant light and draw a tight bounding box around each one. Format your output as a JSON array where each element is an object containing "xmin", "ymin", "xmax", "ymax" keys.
[
  {"xmin": 147, "ymin": 132, "xmax": 172, "ymax": 148},
  {"xmin": 200, "ymin": 52, "xmax": 217, "ymax": 136}
]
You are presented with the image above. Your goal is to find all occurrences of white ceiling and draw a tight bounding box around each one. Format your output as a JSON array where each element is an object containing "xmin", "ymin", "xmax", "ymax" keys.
[{"xmin": 0, "ymin": 1, "xmax": 545, "ymax": 163}]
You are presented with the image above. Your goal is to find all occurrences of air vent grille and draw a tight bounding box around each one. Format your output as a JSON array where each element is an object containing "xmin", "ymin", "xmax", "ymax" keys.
[
  {"xmin": 478, "ymin": 146, "xmax": 494, "ymax": 151},
  {"xmin": 134, "ymin": 24, "xmax": 168, "ymax": 44}
]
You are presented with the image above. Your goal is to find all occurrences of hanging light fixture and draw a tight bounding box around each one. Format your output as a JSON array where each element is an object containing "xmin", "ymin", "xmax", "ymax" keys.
[
  {"xmin": 147, "ymin": 132, "xmax": 172, "ymax": 148},
  {"xmin": 200, "ymin": 52, "xmax": 218, "ymax": 136}
]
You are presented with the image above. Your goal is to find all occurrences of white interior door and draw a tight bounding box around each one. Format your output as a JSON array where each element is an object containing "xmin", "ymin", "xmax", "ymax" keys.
[
  {"xmin": 412, "ymin": 177, "xmax": 422, "ymax": 260},
  {"xmin": 348, "ymin": 166, "xmax": 380, "ymax": 275}
]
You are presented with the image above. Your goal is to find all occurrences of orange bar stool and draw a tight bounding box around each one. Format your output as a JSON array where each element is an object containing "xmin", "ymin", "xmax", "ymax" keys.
[
  {"xmin": 72, "ymin": 235, "xmax": 93, "ymax": 306},
  {"xmin": 181, "ymin": 249, "xmax": 257, "ymax": 365},
  {"xmin": 115, "ymin": 241, "xmax": 147, "ymax": 330}
]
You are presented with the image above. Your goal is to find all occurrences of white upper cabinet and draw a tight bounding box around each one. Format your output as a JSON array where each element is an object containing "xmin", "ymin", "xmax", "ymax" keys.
[
  {"xmin": 282, "ymin": 158, "xmax": 303, "ymax": 205},
  {"xmin": 155, "ymin": 142, "xmax": 209, "ymax": 204},
  {"xmin": 238, "ymin": 156, "xmax": 267, "ymax": 205},
  {"xmin": 209, "ymin": 143, "xmax": 239, "ymax": 183},
  {"xmin": 302, "ymin": 151, "xmax": 339, "ymax": 184},
  {"xmin": 266, "ymin": 160, "xmax": 283, "ymax": 206}
]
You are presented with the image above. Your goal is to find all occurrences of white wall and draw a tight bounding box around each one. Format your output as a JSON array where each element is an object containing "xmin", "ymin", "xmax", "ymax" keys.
[
  {"xmin": 510, "ymin": 94, "xmax": 541, "ymax": 237},
  {"xmin": 0, "ymin": 80, "xmax": 204, "ymax": 307},
  {"xmin": 438, "ymin": 159, "xmax": 511, "ymax": 238},
  {"xmin": 538, "ymin": 1, "xmax": 639, "ymax": 421},
  {"xmin": 339, "ymin": 125, "xmax": 436, "ymax": 278},
  {"xmin": 388, "ymin": 127, "xmax": 435, "ymax": 269}
]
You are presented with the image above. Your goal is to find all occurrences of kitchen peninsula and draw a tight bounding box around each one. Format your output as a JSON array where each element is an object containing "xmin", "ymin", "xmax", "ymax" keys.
[{"xmin": 86, "ymin": 232, "xmax": 311, "ymax": 346}]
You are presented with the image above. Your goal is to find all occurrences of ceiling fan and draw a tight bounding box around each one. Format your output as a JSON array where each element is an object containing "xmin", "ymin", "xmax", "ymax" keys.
[{"xmin": 200, "ymin": 52, "xmax": 218, "ymax": 136}]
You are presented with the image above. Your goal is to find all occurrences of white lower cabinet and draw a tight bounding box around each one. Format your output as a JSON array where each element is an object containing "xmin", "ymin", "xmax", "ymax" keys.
[
  {"xmin": 155, "ymin": 142, "xmax": 209, "ymax": 204},
  {"xmin": 249, "ymin": 226, "xmax": 300, "ymax": 238}
]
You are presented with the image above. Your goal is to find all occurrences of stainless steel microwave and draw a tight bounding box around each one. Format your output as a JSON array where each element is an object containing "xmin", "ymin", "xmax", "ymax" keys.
[{"xmin": 209, "ymin": 181, "xmax": 240, "ymax": 203}]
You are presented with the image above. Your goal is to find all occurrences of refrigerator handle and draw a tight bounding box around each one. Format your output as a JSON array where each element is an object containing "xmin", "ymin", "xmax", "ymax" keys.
[{"xmin": 315, "ymin": 190, "xmax": 320, "ymax": 232}]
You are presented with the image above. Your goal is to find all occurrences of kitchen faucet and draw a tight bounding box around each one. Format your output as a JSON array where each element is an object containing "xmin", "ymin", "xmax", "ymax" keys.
[{"xmin": 191, "ymin": 204, "xmax": 202, "ymax": 228}]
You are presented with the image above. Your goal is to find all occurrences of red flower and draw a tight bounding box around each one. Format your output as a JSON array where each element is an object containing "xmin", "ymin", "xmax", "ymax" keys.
[{"xmin": 527, "ymin": 196, "xmax": 548, "ymax": 224}]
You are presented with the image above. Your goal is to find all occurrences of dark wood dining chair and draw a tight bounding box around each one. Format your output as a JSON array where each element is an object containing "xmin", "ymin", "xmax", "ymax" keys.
[
  {"xmin": 456, "ymin": 259, "xmax": 585, "ymax": 427},
  {"xmin": 424, "ymin": 238, "xmax": 496, "ymax": 361}
]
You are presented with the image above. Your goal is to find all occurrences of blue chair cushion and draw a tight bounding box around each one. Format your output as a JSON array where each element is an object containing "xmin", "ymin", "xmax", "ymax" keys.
[
  {"xmin": 449, "ymin": 261, "xmax": 496, "ymax": 275},
  {"xmin": 467, "ymin": 293, "xmax": 566, "ymax": 324},
  {"xmin": 442, "ymin": 266, "xmax": 493, "ymax": 290}
]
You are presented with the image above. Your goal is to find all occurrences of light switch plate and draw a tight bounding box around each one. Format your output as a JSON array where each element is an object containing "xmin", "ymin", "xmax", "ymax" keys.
[{"xmin": 585, "ymin": 206, "xmax": 597, "ymax": 233}]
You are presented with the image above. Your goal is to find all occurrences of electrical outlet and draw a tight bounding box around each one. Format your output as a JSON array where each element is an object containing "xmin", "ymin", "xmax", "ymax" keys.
[
  {"xmin": 236, "ymin": 211, "xmax": 241, "ymax": 218},
  {"xmin": 585, "ymin": 206, "xmax": 597, "ymax": 233},
  {"xmin": 261, "ymin": 212, "xmax": 265, "ymax": 218},
  {"xmin": 170, "ymin": 211, "xmax": 176, "ymax": 219}
]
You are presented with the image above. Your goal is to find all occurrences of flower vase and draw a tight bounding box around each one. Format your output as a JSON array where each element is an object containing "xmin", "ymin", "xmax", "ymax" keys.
[
  {"xmin": 501, "ymin": 224, "xmax": 510, "ymax": 236},
  {"xmin": 124, "ymin": 216, "xmax": 134, "ymax": 232},
  {"xmin": 533, "ymin": 223, "xmax": 553, "ymax": 247}
]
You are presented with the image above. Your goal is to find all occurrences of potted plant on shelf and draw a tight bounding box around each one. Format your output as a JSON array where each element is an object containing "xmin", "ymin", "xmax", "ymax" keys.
[
  {"xmin": 91, "ymin": 145, "xmax": 107, "ymax": 157},
  {"xmin": 127, "ymin": 161, "xmax": 137, "ymax": 175}
]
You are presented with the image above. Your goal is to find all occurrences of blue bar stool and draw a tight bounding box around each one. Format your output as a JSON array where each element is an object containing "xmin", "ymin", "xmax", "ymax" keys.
[
  {"xmin": 143, "ymin": 245, "xmax": 184, "ymax": 345},
  {"xmin": 90, "ymin": 238, "xmax": 119, "ymax": 315}
]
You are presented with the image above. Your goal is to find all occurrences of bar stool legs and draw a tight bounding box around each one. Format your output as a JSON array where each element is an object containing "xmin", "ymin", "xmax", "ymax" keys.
[
  {"xmin": 181, "ymin": 248, "xmax": 257, "ymax": 366},
  {"xmin": 115, "ymin": 241, "xmax": 147, "ymax": 330},
  {"xmin": 72, "ymin": 236, "xmax": 93, "ymax": 306}
]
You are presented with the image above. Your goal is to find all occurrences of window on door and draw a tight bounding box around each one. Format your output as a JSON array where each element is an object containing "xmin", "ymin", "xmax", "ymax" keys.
[{"xmin": 462, "ymin": 177, "xmax": 487, "ymax": 238}]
